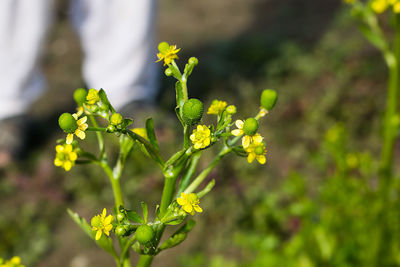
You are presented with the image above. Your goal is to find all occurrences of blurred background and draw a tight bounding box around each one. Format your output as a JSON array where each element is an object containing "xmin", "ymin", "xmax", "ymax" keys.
[{"xmin": 1, "ymin": 0, "xmax": 398, "ymax": 266}]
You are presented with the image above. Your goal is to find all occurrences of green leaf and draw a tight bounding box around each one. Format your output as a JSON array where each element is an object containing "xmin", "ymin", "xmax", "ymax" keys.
[
  {"xmin": 146, "ymin": 118, "xmax": 160, "ymax": 151},
  {"xmin": 126, "ymin": 210, "xmax": 144, "ymax": 224},
  {"xmin": 67, "ymin": 209, "xmax": 117, "ymax": 257},
  {"xmin": 126, "ymin": 130, "xmax": 164, "ymax": 168},
  {"xmin": 141, "ymin": 202, "xmax": 148, "ymax": 223},
  {"xmin": 98, "ymin": 89, "xmax": 115, "ymax": 113}
]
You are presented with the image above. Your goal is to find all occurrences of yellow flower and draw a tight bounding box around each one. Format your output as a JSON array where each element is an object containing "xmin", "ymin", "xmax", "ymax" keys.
[
  {"xmin": 207, "ymin": 100, "xmax": 227, "ymax": 115},
  {"xmin": 86, "ymin": 88, "xmax": 100, "ymax": 105},
  {"xmin": 177, "ymin": 193, "xmax": 203, "ymax": 215},
  {"xmin": 231, "ymin": 120, "xmax": 263, "ymax": 148},
  {"xmin": 66, "ymin": 114, "xmax": 88, "ymax": 144},
  {"xmin": 393, "ymin": 1, "xmax": 400, "ymax": 12},
  {"xmin": 371, "ymin": 0, "xmax": 388, "ymax": 13},
  {"xmin": 156, "ymin": 45, "xmax": 180, "ymax": 66},
  {"xmin": 91, "ymin": 208, "xmax": 114, "ymax": 240},
  {"xmin": 54, "ymin": 144, "xmax": 78, "ymax": 171},
  {"xmin": 0, "ymin": 256, "xmax": 24, "ymax": 267},
  {"xmin": 190, "ymin": 125, "xmax": 211, "ymax": 149},
  {"xmin": 132, "ymin": 128, "xmax": 148, "ymax": 140},
  {"xmin": 245, "ymin": 140, "xmax": 267, "ymax": 164}
]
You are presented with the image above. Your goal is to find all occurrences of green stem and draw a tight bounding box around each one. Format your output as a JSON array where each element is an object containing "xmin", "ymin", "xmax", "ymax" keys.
[
  {"xmin": 183, "ymin": 125, "xmax": 190, "ymax": 149},
  {"xmin": 89, "ymin": 115, "xmax": 105, "ymax": 155},
  {"xmin": 177, "ymin": 152, "xmax": 201, "ymax": 196},
  {"xmin": 100, "ymin": 162, "xmax": 124, "ymax": 208},
  {"xmin": 184, "ymin": 147, "xmax": 231, "ymax": 194},
  {"xmin": 136, "ymin": 255, "xmax": 154, "ymax": 267},
  {"xmin": 159, "ymin": 174, "xmax": 179, "ymax": 215},
  {"xmin": 380, "ymin": 15, "xmax": 400, "ymax": 181}
]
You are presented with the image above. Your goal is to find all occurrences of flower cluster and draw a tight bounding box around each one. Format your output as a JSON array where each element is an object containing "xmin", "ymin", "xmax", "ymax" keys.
[
  {"xmin": 156, "ymin": 42, "xmax": 181, "ymax": 66},
  {"xmin": 177, "ymin": 193, "xmax": 203, "ymax": 215},
  {"xmin": 190, "ymin": 125, "xmax": 211, "ymax": 149},
  {"xmin": 91, "ymin": 208, "xmax": 114, "ymax": 240},
  {"xmin": 0, "ymin": 257, "xmax": 24, "ymax": 267},
  {"xmin": 207, "ymin": 100, "xmax": 227, "ymax": 115},
  {"xmin": 54, "ymin": 144, "xmax": 78, "ymax": 171},
  {"xmin": 371, "ymin": 0, "xmax": 400, "ymax": 13}
]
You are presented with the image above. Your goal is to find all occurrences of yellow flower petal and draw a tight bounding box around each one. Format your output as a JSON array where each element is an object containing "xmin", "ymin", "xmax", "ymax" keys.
[
  {"xmin": 54, "ymin": 158, "xmax": 63, "ymax": 167},
  {"xmin": 72, "ymin": 113, "xmax": 78, "ymax": 120},
  {"xmin": 231, "ymin": 129, "xmax": 243, "ymax": 136},
  {"xmin": 75, "ymin": 130, "xmax": 86, "ymax": 140},
  {"xmin": 235, "ymin": 120, "xmax": 244, "ymax": 129},
  {"xmin": 69, "ymin": 152, "xmax": 78, "ymax": 161},
  {"xmin": 183, "ymin": 203, "xmax": 193, "ymax": 214},
  {"xmin": 256, "ymin": 155, "xmax": 266, "ymax": 164},
  {"xmin": 56, "ymin": 145, "xmax": 64, "ymax": 153},
  {"xmin": 194, "ymin": 205, "xmax": 203, "ymax": 213},
  {"xmin": 64, "ymin": 144, "xmax": 73, "ymax": 153},
  {"xmin": 252, "ymin": 134, "xmax": 263, "ymax": 144},
  {"xmin": 242, "ymin": 136, "xmax": 251, "ymax": 148},
  {"xmin": 63, "ymin": 161, "xmax": 72, "ymax": 171},
  {"xmin": 247, "ymin": 153, "xmax": 256, "ymax": 163},
  {"xmin": 95, "ymin": 230, "xmax": 102, "ymax": 240},
  {"xmin": 66, "ymin": 133, "xmax": 74, "ymax": 144}
]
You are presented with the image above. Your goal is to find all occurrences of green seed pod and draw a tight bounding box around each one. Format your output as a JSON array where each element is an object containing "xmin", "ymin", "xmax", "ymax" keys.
[
  {"xmin": 260, "ymin": 89, "xmax": 278, "ymax": 110},
  {"xmin": 165, "ymin": 68, "xmax": 173, "ymax": 76},
  {"xmin": 158, "ymin": 42, "xmax": 170, "ymax": 53},
  {"xmin": 73, "ymin": 88, "xmax": 88, "ymax": 106},
  {"xmin": 136, "ymin": 225, "xmax": 155, "ymax": 245},
  {"xmin": 188, "ymin": 57, "xmax": 198, "ymax": 66},
  {"xmin": 110, "ymin": 113, "xmax": 123, "ymax": 126},
  {"xmin": 243, "ymin": 118, "xmax": 259, "ymax": 136},
  {"xmin": 182, "ymin": 98, "xmax": 204, "ymax": 125},
  {"xmin": 59, "ymin": 113, "xmax": 78, "ymax": 133},
  {"xmin": 255, "ymin": 146, "xmax": 264, "ymax": 155},
  {"xmin": 115, "ymin": 226, "xmax": 126, "ymax": 236}
]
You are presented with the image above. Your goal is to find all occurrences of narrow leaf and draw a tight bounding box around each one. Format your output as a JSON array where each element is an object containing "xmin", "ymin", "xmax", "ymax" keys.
[
  {"xmin": 98, "ymin": 89, "xmax": 115, "ymax": 113},
  {"xmin": 126, "ymin": 210, "xmax": 144, "ymax": 224},
  {"xmin": 141, "ymin": 202, "xmax": 148, "ymax": 223},
  {"xmin": 146, "ymin": 118, "xmax": 160, "ymax": 151}
]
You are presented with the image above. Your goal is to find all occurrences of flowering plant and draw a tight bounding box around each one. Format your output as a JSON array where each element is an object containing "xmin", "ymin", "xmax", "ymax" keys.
[{"xmin": 53, "ymin": 42, "xmax": 277, "ymax": 267}]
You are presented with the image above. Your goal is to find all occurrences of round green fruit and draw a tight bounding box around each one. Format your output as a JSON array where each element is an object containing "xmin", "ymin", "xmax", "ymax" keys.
[
  {"xmin": 243, "ymin": 118, "xmax": 259, "ymax": 136},
  {"xmin": 182, "ymin": 98, "xmax": 204, "ymax": 125},
  {"xmin": 158, "ymin": 42, "xmax": 170, "ymax": 53},
  {"xmin": 136, "ymin": 225, "xmax": 155, "ymax": 245},
  {"xmin": 59, "ymin": 113, "xmax": 77, "ymax": 133},
  {"xmin": 73, "ymin": 88, "xmax": 87, "ymax": 105},
  {"xmin": 115, "ymin": 226, "xmax": 126, "ymax": 236},
  {"xmin": 260, "ymin": 89, "xmax": 277, "ymax": 110}
]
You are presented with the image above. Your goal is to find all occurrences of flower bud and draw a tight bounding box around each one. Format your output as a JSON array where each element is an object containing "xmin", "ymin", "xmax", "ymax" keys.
[
  {"xmin": 73, "ymin": 88, "xmax": 88, "ymax": 106},
  {"xmin": 260, "ymin": 89, "xmax": 277, "ymax": 110},
  {"xmin": 226, "ymin": 105, "xmax": 237, "ymax": 115},
  {"xmin": 115, "ymin": 225, "xmax": 126, "ymax": 236},
  {"xmin": 158, "ymin": 42, "xmax": 170, "ymax": 53},
  {"xmin": 243, "ymin": 118, "xmax": 258, "ymax": 135},
  {"xmin": 110, "ymin": 113, "xmax": 123, "ymax": 126},
  {"xmin": 188, "ymin": 57, "xmax": 198, "ymax": 66},
  {"xmin": 165, "ymin": 68, "xmax": 173, "ymax": 76},
  {"xmin": 182, "ymin": 98, "xmax": 204, "ymax": 125},
  {"xmin": 136, "ymin": 225, "xmax": 155, "ymax": 245},
  {"xmin": 59, "ymin": 113, "xmax": 78, "ymax": 133},
  {"xmin": 116, "ymin": 212, "xmax": 125, "ymax": 222},
  {"xmin": 106, "ymin": 125, "xmax": 116, "ymax": 133}
]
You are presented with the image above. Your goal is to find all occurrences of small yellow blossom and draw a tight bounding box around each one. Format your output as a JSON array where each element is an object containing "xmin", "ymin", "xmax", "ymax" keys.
[
  {"xmin": 91, "ymin": 208, "xmax": 114, "ymax": 240},
  {"xmin": 177, "ymin": 193, "xmax": 203, "ymax": 215},
  {"xmin": 394, "ymin": 1, "xmax": 400, "ymax": 12},
  {"xmin": 54, "ymin": 144, "xmax": 78, "ymax": 171},
  {"xmin": 190, "ymin": 125, "xmax": 211, "ymax": 149},
  {"xmin": 245, "ymin": 140, "xmax": 267, "ymax": 164},
  {"xmin": 207, "ymin": 100, "xmax": 227, "ymax": 115},
  {"xmin": 132, "ymin": 128, "xmax": 148, "ymax": 140},
  {"xmin": 86, "ymin": 88, "xmax": 100, "ymax": 105},
  {"xmin": 231, "ymin": 120, "xmax": 263, "ymax": 148},
  {"xmin": 258, "ymin": 107, "xmax": 268, "ymax": 118},
  {"xmin": 66, "ymin": 114, "xmax": 88, "ymax": 144},
  {"xmin": 371, "ymin": 0, "xmax": 388, "ymax": 13},
  {"xmin": 0, "ymin": 256, "xmax": 25, "ymax": 267},
  {"xmin": 156, "ymin": 45, "xmax": 180, "ymax": 66}
]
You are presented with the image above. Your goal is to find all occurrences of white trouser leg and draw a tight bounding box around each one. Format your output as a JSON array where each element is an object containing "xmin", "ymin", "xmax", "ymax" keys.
[
  {"xmin": 70, "ymin": 0, "xmax": 158, "ymax": 110},
  {"xmin": 0, "ymin": 0, "xmax": 54, "ymax": 120}
]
